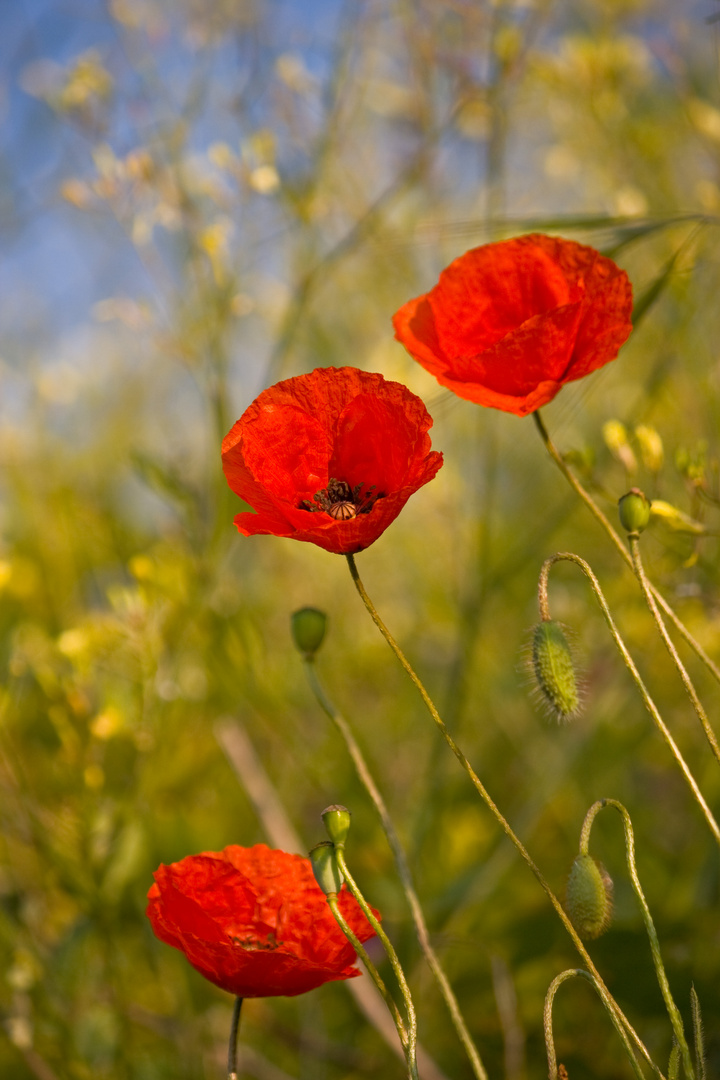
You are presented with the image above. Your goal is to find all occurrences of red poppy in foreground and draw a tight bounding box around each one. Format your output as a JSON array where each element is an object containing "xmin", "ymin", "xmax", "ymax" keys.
[
  {"xmin": 392, "ymin": 233, "xmax": 633, "ymax": 417},
  {"xmin": 222, "ymin": 367, "xmax": 443, "ymax": 554},
  {"xmin": 146, "ymin": 844, "xmax": 378, "ymax": 998}
]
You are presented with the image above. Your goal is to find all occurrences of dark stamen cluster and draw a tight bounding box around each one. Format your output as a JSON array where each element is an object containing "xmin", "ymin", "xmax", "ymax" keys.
[{"xmin": 301, "ymin": 478, "xmax": 383, "ymax": 520}]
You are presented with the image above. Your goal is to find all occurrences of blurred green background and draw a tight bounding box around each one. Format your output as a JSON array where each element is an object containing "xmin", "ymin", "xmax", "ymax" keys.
[{"xmin": 2, "ymin": 1, "xmax": 720, "ymax": 1077}]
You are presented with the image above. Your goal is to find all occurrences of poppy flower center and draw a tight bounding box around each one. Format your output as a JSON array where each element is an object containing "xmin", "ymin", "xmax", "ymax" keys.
[{"xmin": 301, "ymin": 478, "xmax": 383, "ymax": 520}]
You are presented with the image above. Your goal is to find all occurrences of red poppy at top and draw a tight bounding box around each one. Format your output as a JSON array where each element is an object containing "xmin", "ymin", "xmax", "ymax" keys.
[
  {"xmin": 222, "ymin": 366, "xmax": 443, "ymax": 555},
  {"xmin": 392, "ymin": 233, "xmax": 633, "ymax": 417},
  {"xmin": 146, "ymin": 844, "xmax": 378, "ymax": 998}
]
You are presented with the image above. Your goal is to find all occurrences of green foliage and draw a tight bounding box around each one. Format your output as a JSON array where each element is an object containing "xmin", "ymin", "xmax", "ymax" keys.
[{"xmin": 2, "ymin": 1, "xmax": 720, "ymax": 1078}]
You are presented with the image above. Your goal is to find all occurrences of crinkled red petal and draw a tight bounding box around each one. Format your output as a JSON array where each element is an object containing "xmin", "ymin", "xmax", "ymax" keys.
[
  {"xmin": 222, "ymin": 367, "xmax": 443, "ymax": 553},
  {"xmin": 146, "ymin": 844, "xmax": 379, "ymax": 998},
  {"xmin": 392, "ymin": 234, "xmax": 633, "ymax": 415}
]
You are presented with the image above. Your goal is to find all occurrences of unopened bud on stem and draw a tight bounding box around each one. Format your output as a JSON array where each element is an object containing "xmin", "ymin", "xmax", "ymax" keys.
[
  {"xmin": 566, "ymin": 854, "xmax": 613, "ymax": 939},
  {"xmin": 618, "ymin": 488, "xmax": 651, "ymax": 535},
  {"xmin": 291, "ymin": 607, "xmax": 327, "ymax": 658},
  {"xmin": 531, "ymin": 620, "xmax": 580, "ymax": 722}
]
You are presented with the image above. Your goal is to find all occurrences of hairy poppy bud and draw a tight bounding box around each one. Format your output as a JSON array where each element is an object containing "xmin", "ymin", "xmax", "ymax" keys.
[
  {"xmin": 309, "ymin": 841, "xmax": 343, "ymax": 896},
  {"xmin": 291, "ymin": 607, "xmax": 327, "ymax": 658},
  {"xmin": 531, "ymin": 621, "xmax": 580, "ymax": 722},
  {"xmin": 566, "ymin": 854, "xmax": 613, "ymax": 939},
  {"xmin": 322, "ymin": 805, "xmax": 351, "ymax": 847},
  {"xmin": 618, "ymin": 488, "xmax": 651, "ymax": 534}
]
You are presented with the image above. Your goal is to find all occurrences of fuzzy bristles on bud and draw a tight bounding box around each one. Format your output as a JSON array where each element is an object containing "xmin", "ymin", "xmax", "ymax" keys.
[
  {"xmin": 531, "ymin": 620, "xmax": 581, "ymax": 722},
  {"xmin": 566, "ymin": 854, "xmax": 613, "ymax": 939}
]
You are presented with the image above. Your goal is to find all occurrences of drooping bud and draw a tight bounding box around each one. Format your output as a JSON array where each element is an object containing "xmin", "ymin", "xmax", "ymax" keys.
[
  {"xmin": 322, "ymin": 804, "xmax": 351, "ymax": 847},
  {"xmin": 531, "ymin": 620, "xmax": 580, "ymax": 722},
  {"xmin": 291, "ymin": 607, "xmax": 327, "ymax": 658},
  {"xmin": 309, "ymin": 841, "xmax": 344, "ymax": 896},
  {"xmin": 618, "ymin": 488, "xmax": 651, "ymax": 534},
  {"xmin": 566, "ymin": 853, "xmax": 613, "ymax": 939}
]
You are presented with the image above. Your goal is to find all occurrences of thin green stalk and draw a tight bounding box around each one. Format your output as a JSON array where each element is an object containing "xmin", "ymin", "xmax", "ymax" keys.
[
  {"xmin": 345, "ymin": 553, "xmax": 664, "ymax": 1078},
  {"xmin": 580, "ymin": 801, "xmax": 694, "ymax": 1080},
  {"xmin": 538, "ymin": 553, "xmax": 720, "ymax": 848},
  {"xmin": 628, "ymin": 535, "xmax": 720, "ymax": 766},
  {"xmin": 228, "ymin": 997, "xmax": 243, "ymax": 1080},
  {"xmin": 690, "ymin": 987, "xmax": 706, "ymax": 1080},
  {"xmin": 333, "ymin": 847, "xmax": 418, "ymax": 1077},
  {"xmin": 303, "ymin": 658, "xmax": 489, "ymax": 1080},
  {"xmin": 544, "ymin": 969, "xmax": 646, "ymax": 1080},
  {"xmin": 532, "ymin": 411, "xmax": 720, "ymax": 686},
  {"xmin": 325, "ymin": 894, "xmax": 414, "ymax": 1078}
]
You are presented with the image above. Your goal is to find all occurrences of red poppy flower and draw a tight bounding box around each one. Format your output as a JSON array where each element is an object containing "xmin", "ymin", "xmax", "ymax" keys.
[
  {"xmin": 392, "ymin": 233, "xmax": 633, "ymax": 417},
  {"xmin": 146, "ymin": 844, "xmax": 378, "ymax": 998},
  {"xmin": 222, "ymin": 367, "xmax": 443, "ymax": 555}
]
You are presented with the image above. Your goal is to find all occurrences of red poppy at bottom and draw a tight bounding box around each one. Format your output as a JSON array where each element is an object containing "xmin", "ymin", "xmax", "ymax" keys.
[
  {"xmin": 221, "ymin": 366, "xmax": 443, "ymax": 554},
  {"xmin": 392, "ymin": 233, "xmax": 633, "ymax": 417},
  {"xmin": 146, "ymin": 844, "xmax": 378, "ymax": 998}
]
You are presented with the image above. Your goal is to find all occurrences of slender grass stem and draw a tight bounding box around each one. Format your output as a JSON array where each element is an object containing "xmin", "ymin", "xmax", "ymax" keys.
[
  {"xmin": 333, "ymin": 847, "xmax": 418, "ymax": 1078},
  {"xmin": 580, "ymin": 801, "xmax": 694, "ymax": 1080},
  {"xmin": 539, "ymin": 553, "xmax": 720, "ymax": 847},
  {"xmin": 303, "ymin": 658, "xmax": 489, "ymax": 1080},
  {"xmin": 628, "ymin": 535, "xmax": 720, "ymax": 765},
  {"xmin": 345, "ymin": 553, "xmax": 664, "ymax": 1078},
  {"xmin": 532, "ymin": 410, "xmax": 720, "ymax": 686}
]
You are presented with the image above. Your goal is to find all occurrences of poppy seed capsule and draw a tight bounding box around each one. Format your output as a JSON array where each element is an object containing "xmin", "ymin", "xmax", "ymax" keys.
[
  {"xmin": 291, "ymin": 607, "xmax": 328, "ymax": 658},
  {"xmin": 566, "ymin": 854, "xmax": 613, "ymax": 939},
  {"xmin": 322, "ymin": 805, "xmax": 352, "ymax": 847},
  {"xmin": 531, "ymin": 620, "xmax": 580, "ymax": 722},
  {"xmin": 618, "ymin": 488, "xmax": 651, "ymax": 534},
  {"xmin": 328, "ymin": 500, "xmax": 357, "ymax": 521}
]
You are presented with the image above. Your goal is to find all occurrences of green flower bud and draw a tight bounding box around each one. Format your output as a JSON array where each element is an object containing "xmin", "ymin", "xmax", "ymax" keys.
[
  {"xmin": 618, "ymin": 488, "xmax": 651, "ymax": 534},
  {"xmin": 309, "ymin": 841, "xmax": 343, "ymax": 896},
  {"xmin": 531, "ymin": 620, "xmax": 580, "ymax": 722},
  {"xmin": 322, "ymin": 804, "xmax": 351, "ymax": 847},
  {"xmin": 291, "ymin": 607, "xmax": 327, "ymax": 658},
  {"xmin": 566, "ymin": 853, "xmax": 613, "ymax": 939}
]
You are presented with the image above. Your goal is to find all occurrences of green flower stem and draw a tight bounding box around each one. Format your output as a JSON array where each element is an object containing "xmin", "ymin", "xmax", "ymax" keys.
[
  {"xmin": 333, "ymin": 846, "xmax": 418, "ymax": 1078},
  {"xmin": 325, "ymin": 894, "xmax": 414, "ymax": 1077},
  {"xmin": 228, "ymin": 997, "xmax": 243, "ymax": 1080},
  {"xmin": 532, "ymin": 410, "xmax": 720, "ymax": 687},
  {"xmin": 544, "ymin": 969, "xmax": 646, "ymax": 1080},
  {"xmin": 628, "ymin": 535, "xmax": 720, "ymax": 766},
  {"xmin": 539, "ymin": 553, "xmax": 720, "ymax": 848},
  {"xmin": 580, "ymin": 800, "xmax": 694, "ymax": 1080},
  {"xmin": 303, "ymin": 658, "xmax": 489, "ymax": 1080},
  {"xmin": 345, "ymin": 553, "xmax": 663, "ymax": 1078}
]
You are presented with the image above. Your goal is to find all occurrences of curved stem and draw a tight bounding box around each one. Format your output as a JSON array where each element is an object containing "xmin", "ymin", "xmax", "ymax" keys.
[
  {"xmin": 532, "ymin": 411, "xmax": 720, "ymax": 686},
  {"xmin": 303, "ymin": 658, "xmax": 488, "ymax": 1080},
  {"xmin": 345, "ymin": 553, "xmax": 664, "ymax": 1077},
  {"xmin": 228, "ymin": 997, "xmax": 243, "ymax": 1080},
  {"xmin": 579, "ymin": 800, "xmax": 694, "ymax": 1080},
  {"xmin": 333, "ymin": 847, "xmax": 418, "ymax": 1078},
  {"xmin": 544, "ymin": 970, "xmax": 646, "ymax": 1080},
  {"xmin": 539, "ymin": 553, "xmax": 720, "ymax": 847},
  {"xmin": 628, "ymin": 535, "xmax": 720, "ymax": 766},
  {"xmin": 326, "ymin": 894, "xmax": 412, "ymax": 1074}
]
